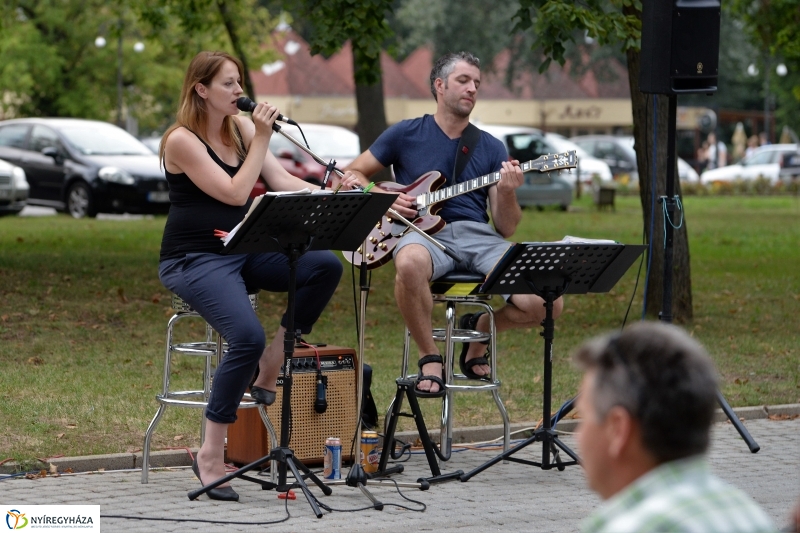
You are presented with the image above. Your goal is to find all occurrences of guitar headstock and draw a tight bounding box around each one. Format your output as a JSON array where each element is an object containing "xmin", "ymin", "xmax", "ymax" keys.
[{"xmin": 525, "ymin": 151, "xmax": 578, "ymax": 173}]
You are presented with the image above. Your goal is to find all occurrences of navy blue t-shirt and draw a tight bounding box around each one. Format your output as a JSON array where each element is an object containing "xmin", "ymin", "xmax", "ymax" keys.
[{"xmin": 369, "ymin": 115, "xmax": 507, "ymax": 224}]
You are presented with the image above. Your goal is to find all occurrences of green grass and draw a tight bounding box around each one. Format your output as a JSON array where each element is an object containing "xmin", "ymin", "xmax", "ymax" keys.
[{"xmin": 1, "ymin": 195, "xmax": 798, "ymax": 466}]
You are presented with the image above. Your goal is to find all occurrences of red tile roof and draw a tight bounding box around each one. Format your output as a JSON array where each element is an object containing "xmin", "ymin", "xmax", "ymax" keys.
[
  {"xmin": 250, "ymin": 30, "xmax": 352, "ymax": 96},
  {"xmin": 250, "ymin": 29, "xmax": 630, "ymax": 100}
]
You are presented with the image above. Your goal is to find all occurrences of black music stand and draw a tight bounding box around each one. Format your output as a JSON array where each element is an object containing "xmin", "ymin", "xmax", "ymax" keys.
[
  {"xmin": 186, "ymin": 190, "xmax": 395, "ymax": 517},
  {"xmin": 460, "ymin": 241, "xmax": 645, "ymax": 481}
]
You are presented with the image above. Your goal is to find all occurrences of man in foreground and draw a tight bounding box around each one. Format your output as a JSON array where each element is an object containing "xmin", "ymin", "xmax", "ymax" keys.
[{"xmin": 574, "ymin": 321, "xmax": 775, "ymax": 533}]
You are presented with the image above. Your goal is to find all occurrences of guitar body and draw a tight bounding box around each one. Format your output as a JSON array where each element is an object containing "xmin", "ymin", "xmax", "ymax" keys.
[
  {"xmin": 344, "ymin": 171, "xmax": 446, "ymax": 269},
  {"xmin": 343, "ymin": 151, "xmax": 577, "ymax": 269}
]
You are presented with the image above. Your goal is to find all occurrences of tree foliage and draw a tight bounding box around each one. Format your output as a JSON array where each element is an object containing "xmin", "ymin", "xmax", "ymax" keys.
[
  {"xmin": 0, "ymin": 0, "xmax": 279, "ymax": 134},
  {"xmin": 0, "ymin": 0, "xmax": 127, "ymax": 120},
  {"xmin": 136, "ymin": 0, "xmax": 280, "ymax": 101},
  {"xmin": 296, "ymin": 0, "xmax": 394, "ymax": 86},
  {"xmin": 515, "ymin": 0, "xmax": 697, "ymax": 321},
  {"xmin": 725, "ymin": 0, "xmax": 800, "ymax": 134}
]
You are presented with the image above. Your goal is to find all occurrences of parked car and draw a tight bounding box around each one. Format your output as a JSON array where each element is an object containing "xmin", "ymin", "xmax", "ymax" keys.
[
  {"xmin": 779, "ymin": 149, "xmax": 800, "ymax": 184},
  {"xmin": 571, "ymin": 134, "xmax": 705, "ymax": 184},
  {"xmin": 480, "ymin": 124, "xmax": 612, "ymax": 188},
  {"xmin": 543, "ymin": 133, "xmax": 614, "ymax": 185},
  {"xmin": 570, "ymin": 134, "xmax": 638, "ymax": 182},
  {"xmin": 477, "ymin": 124, "xmax": 576, "ymax": 210},
  {"xmin": 700, "ymin": 144, "xmax": 797, "ymax": 184},
  {"xmin": 0, "ymin": 118, "xmax": 169, "ymax": 218},
  {"xmin": 140, "ymin": 136, "xmax": 162, "ymax": 154},
  {"xmin": 677, "ymin": 156, "xmax": 700, "ymax": 182},
  {"xmin": 0, "ymin": 157, "xmax": 29, "ymax": 216}
]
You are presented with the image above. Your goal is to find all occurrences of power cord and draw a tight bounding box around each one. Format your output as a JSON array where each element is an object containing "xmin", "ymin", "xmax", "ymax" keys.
[{"xmin": 102, "ymin": 494, "xmax": 291, "ymax": 525}]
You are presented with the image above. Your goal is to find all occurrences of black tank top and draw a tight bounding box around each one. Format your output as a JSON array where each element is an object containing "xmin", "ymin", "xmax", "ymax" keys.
[{"xmin": 159, "ymin": 131, "xmax": 252, "ymax": 261}]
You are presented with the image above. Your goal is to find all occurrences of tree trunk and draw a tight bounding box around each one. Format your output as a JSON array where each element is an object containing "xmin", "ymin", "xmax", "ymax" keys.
[
  {"xmin": 217, "ymin": 0, "xmax": 256, "ymax": 101},
  {"xmin": 352, "ymin": 47, "xmax": 393, "ymax": 182},
  {"xmin": 626, "ymin": 41, "xmax": 694, "ymax": 322}
]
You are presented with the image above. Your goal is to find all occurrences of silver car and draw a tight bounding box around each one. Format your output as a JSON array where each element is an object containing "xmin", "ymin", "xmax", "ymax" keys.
[{"xmin": 0, "ymin": 157, "xmax": 29, "ymax": 216}]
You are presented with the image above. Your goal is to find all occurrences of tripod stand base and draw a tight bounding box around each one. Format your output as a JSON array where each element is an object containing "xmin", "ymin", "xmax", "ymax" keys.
[
  {"xmin": 378, "ymin": 378, "xmax": 463, "ymax": 486},
  {"xmin": 460, "ymin": 428, "xmax": 579, "ymax": 482},
  {"xmin": 188, "ymin": 447, "xmax": 331, "ymax": 518},
  {"xmin": 716, "ymin": 389, "xmax": 760, "ymax": 453}
]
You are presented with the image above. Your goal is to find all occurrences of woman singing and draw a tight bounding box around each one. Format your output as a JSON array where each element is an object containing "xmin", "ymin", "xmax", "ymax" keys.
[{"xmin": 158, "ymin": 51, "xmax": 346, "ymax": 501}]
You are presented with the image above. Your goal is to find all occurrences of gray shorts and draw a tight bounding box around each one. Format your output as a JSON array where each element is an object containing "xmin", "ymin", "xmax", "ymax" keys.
[{"xmin": 394, "ymin": 220, "xmax": 513, "ymax": 282}]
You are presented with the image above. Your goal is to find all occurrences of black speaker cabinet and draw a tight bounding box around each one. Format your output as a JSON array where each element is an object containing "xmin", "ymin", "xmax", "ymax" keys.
[
  {"xmin": 227, "ymin": 345, "xmax": 358, "ymax": 466},
  {"xmin": 639, "ymin": 0, "xmax": 721, "ymax": 95}
]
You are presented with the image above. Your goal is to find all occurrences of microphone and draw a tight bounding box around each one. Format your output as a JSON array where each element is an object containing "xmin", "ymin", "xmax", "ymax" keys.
[
  {"xmin": 236, "ymin": 97, "xmax": 297, "ymax": 125},
  {"xmin": 314, "ymin": 373, "xmax": 328, "ymax": 414}
]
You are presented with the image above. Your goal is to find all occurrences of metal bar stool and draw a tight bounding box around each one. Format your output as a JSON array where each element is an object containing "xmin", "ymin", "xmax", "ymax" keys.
[
  {"xmin": 141, "ymin": 292, "xmax": 277, "ymax": 483},
  {"xmin": 397, "ymin": 271, "xmax": 510, "ymax": 459}
]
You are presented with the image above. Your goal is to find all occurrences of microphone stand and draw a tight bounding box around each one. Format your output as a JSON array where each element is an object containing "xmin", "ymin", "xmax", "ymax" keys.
[{"xmin": 273, "ymin": 123, "xmax": 437, "ymax": 495}]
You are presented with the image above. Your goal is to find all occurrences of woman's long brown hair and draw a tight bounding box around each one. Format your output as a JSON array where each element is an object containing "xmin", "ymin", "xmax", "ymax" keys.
[{"xmin": 159, "ymin": 51, "xmax": 247, "ymax": 167}]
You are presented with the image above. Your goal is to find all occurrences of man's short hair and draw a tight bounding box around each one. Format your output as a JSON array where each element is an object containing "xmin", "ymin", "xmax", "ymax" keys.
[
  {"xmin": 574, "ymin": 322, "xmax": 718, "ymax": 464},
  {"xmin": 429, "ymin": 51, "xmax": 480, "ymax": 101}
]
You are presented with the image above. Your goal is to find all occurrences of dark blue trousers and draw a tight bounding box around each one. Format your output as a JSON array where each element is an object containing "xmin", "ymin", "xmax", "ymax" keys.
[{"xmin": 159, "ymin": 251, "xmax": 342, "ymax": 423}]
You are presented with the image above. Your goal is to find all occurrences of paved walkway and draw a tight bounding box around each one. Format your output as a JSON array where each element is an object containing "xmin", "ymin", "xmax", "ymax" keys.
[{"xmin": 4, "ymin": 417, "xmax": 798, "ymax": 532}]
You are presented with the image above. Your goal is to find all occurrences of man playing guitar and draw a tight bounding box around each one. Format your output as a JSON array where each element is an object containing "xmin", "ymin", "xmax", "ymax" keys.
[{"xmin": 340, "ymin": 51, "xmax": 564, "ymax": 397}]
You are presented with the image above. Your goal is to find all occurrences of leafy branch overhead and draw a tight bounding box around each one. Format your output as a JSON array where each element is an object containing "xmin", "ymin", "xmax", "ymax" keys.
[
  {"xmin": 513, "ymin": 0, "xmax": 641, "ymax": 72},
  {"xmin": 297, "ymin": 0, "xmax": 394, "ymax": 85},
  {"xmin": 136, "ymin": 0, "xmax": 281, "ymax": 99}
]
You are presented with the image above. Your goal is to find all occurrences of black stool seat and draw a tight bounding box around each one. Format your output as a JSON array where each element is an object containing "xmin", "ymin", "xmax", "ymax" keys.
[
  {"xmin": 436, "ymin": 271, "xmax": 484, "ymax": 283},
  {"xmin": 141, "ymin": 291, "xmax": 276, "ymax": 484},
  {"xmin": 429, "ymin": 271, "xmax": 487, "ymax": 298}
]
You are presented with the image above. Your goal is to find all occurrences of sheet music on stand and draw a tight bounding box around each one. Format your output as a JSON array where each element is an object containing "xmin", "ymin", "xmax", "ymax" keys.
[
  {"xmin": 481, "ymin": 240, "xmax": 646, "ymax": 296},
  {"xmin": 222, "ymin": 190, "xmax": 392, "ymax": 255}
]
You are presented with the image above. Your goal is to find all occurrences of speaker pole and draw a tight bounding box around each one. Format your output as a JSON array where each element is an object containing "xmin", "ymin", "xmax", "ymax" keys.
[
  {"xmin": 639, "ymin": 0, "xmax": 759, "ymax": 453},
  {"xmin": 659, "ymin": 95, "xmax": 678, "ymax": 324}
]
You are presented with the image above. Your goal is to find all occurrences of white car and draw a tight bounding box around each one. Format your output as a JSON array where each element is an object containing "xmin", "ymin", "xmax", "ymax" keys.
[
  {"xmin": 0, "ymin": 157, "xmax": 29, "ymax": 216},
  {"xmin": 677, "ymin": 157, "xmax": 700, "ymax": 182},
  {"xmin": 700, "ymin": 144, "xmax": 798, "ymax": 185},
  {"xmin": 477, "ymin": 124, "xmax": 613, "ymax": 188}
]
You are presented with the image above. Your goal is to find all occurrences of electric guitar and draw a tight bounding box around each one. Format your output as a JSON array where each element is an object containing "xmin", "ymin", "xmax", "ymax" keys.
[{"xmin": 344, "ymin": 151, "xmax": 577, "ymax": 269}]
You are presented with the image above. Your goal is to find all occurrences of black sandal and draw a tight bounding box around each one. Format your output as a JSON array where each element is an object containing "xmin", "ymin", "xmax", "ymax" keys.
[
  {"xmin": 414, "ymin": 354, "xmax": 446, "ymax": 398},
  {"xmin": 458, "ymin": 312, "xmax": 491, "ymax": 380}
]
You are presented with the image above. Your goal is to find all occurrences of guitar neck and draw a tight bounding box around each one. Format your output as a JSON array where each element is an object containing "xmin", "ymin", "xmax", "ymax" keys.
[{"xmin": 417, "ymin": 152, "xmax": 576, "ymax": 208}]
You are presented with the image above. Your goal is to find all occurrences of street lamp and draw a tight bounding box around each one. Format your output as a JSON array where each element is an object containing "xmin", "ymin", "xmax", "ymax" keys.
[
  {"xmin": 748, "ymin": 58, "xmax": 788, "ymax": 143},
  {"xmin": 94, "ymin": 25, "xmax": 144, "ymax": 130}
]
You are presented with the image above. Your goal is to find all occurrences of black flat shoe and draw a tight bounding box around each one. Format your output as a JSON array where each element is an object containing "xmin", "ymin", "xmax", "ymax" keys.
[
  {"xmin": 191, "ymin": 457, "xmax": 239, "ymax": 502},
  {"xmin": 249, "ymin": 385, "xmax": 277, "ymax": 405}
]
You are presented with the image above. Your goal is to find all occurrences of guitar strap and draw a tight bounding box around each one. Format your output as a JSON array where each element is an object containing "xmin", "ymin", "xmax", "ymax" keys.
[{"xmin": 451, "ymin": 123, "xmax": 481, "ymax": 185}]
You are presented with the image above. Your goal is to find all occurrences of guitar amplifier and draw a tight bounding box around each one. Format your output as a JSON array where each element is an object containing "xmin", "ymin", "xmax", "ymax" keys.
[{"xmin": 227, "ymin": 345, "xmax": 358, "ymax": 466}]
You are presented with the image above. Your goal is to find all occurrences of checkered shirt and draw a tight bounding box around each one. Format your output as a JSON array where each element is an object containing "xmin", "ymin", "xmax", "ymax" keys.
[{"xmin": 582, "ymin": 456, "xmax": 776, "ymax": 533}]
